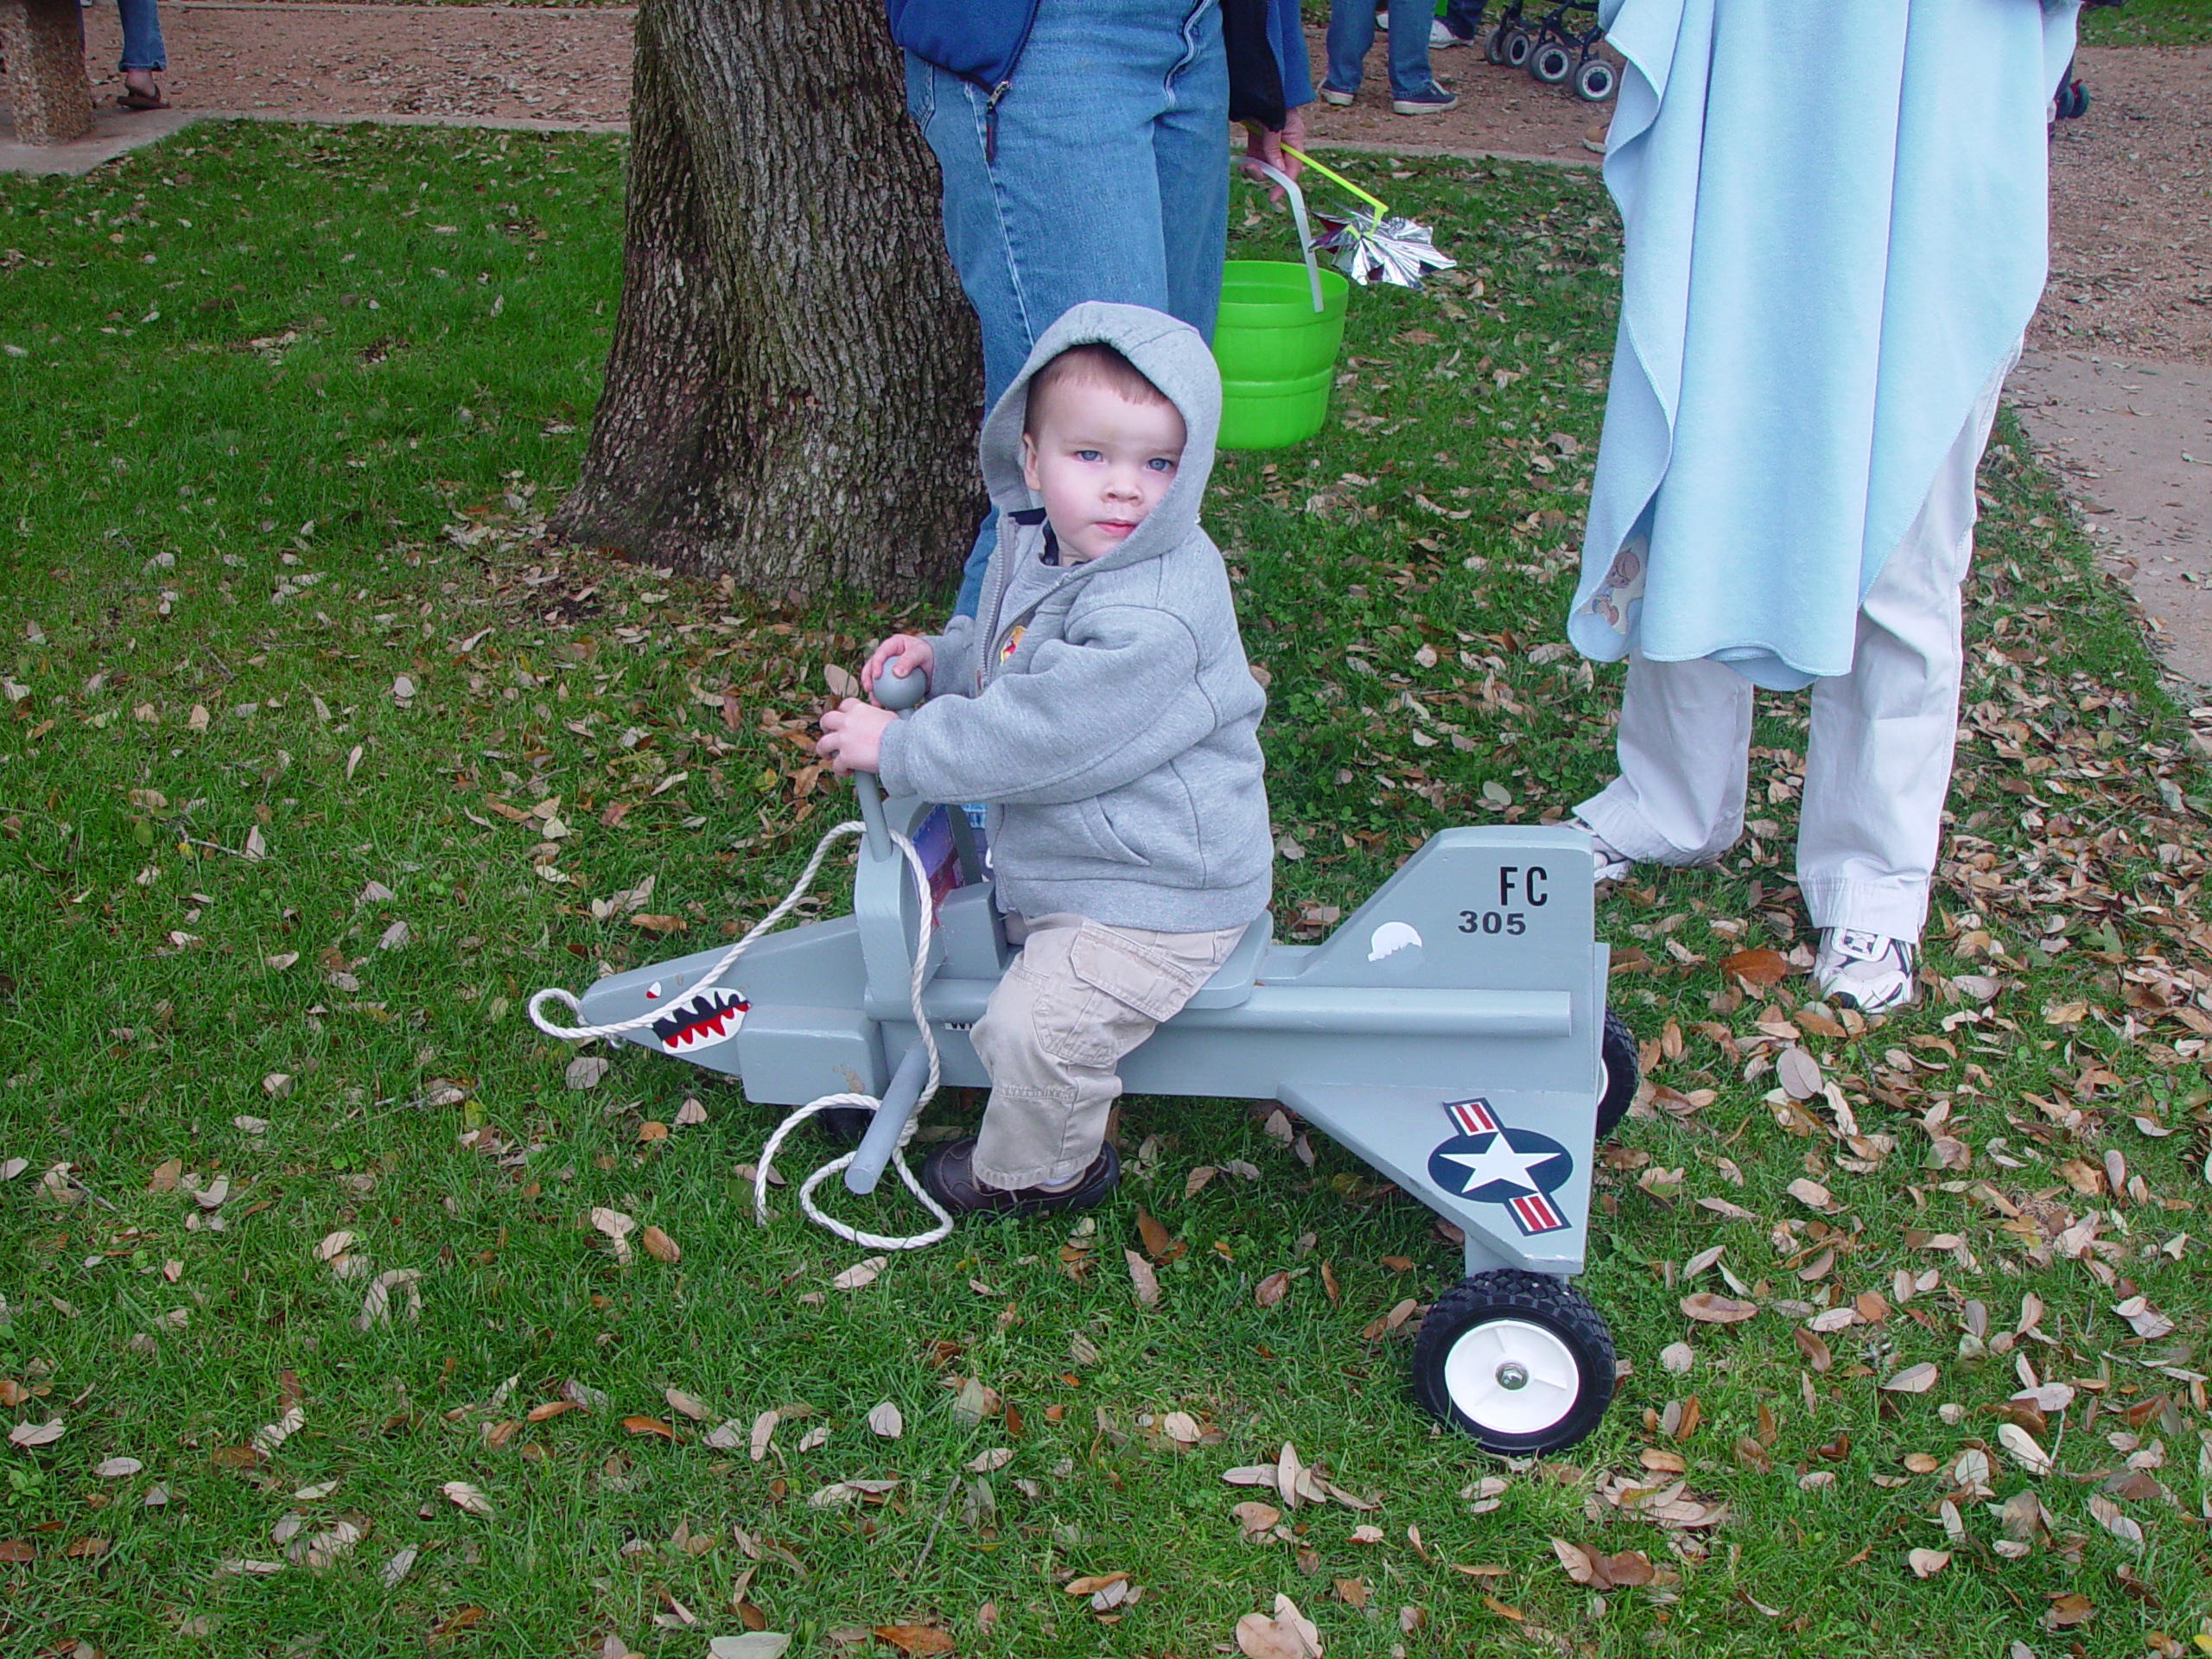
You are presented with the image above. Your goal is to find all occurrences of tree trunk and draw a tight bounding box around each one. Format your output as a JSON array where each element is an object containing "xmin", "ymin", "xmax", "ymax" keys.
[{"xmin": 555, "ymin": 0, "xmax": 983, "ymax": 603}]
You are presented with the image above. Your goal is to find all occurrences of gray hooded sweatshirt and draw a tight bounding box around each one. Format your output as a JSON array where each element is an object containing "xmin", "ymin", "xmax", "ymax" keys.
[{"xmin": 876, "ymin": 302, "xmax": 1272, "ymax": 933}]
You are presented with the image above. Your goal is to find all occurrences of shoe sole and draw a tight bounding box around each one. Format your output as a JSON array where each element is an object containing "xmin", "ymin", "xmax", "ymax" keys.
[
  {"xmin": 1319, "ymin": 90, "xmax": 1355, "ymax": 105},
  {"xmin": 1393, "ymin": 99, "xmax": 1459, "ymax": 115}
]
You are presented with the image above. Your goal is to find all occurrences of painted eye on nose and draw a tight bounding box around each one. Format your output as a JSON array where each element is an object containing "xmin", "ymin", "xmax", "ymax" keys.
[{"xmin": 645, "ymin": 981, "xmax": 663, "ymax": 1000}]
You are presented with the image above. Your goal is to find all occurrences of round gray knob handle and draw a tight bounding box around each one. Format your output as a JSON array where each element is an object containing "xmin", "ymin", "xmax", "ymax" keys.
[{"xmin": 873, "ymin": 663, "xmax": 929, "ymax": 712}]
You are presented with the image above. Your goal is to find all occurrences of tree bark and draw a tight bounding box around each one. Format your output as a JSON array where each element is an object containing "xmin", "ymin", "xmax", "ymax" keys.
[{"xmin": 555, "ymin": 0, "xmax": 983, "ymax": 603}]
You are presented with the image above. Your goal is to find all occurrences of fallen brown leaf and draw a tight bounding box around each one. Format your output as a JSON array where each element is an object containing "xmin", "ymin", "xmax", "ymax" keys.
[
  {"xmin": 1236, "ymin": 1593, "xmax": 1323, "ymax": 1659},
  {"xmin": 871, "ymin": 1628, "xmax": 954, "ymax": 1657},
  {"xmin": 1124, "ymin": 1249, "xmax": 1160, "ymax": 1306},
  {"xmin": 1721, "ymin": 946, "xmax": 1789, "ymax": 987},
  {"xmin": 664, "ymin": 1389, "xmax": 711, "ymax": 1422},
  {"xmin": 1233, "ymin": 1500, "xmax": 1282, "ymax": 1536},
  {"xmin": 1680, "ymin": 1293, "xmax": 1758, "ymax": 1325},
  {"xmin": 1907, "ymin": 1548, "xmax": 1950, "ymax": 1579}
]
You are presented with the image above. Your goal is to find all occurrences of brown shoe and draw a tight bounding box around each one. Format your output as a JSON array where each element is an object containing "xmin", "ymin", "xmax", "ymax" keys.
[{"xmin": 920, "ymin": 1136, "xmax": 1119, "ymax": 1217}]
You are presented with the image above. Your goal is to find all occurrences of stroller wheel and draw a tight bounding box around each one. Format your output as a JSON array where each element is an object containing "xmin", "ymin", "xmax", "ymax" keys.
[
  {"xmin": 1500, "ymin": 27, "xmax": 1533, "ymax": 68},
  {"xmin": 1484, "ymin": 22, "xmax": 1511, "ymax": 64},
  {"xmin": 1596, "ymin": 1007, "xmax": 1638, "ymax": 1141},
  {"xmin": 1413, "ymin": 1269, "xmax": 1615, "ymax": 1453},
  {"xmin": 1573, "ymin": 56, "xmax": 1618, "ymax": 102},
  {"xmin": 1530, "ymin": 41, "xmax": 1575, "ymax": 84}
]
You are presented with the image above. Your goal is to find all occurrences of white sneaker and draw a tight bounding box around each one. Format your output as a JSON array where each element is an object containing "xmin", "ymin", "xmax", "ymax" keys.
[
  {"xmin": 1571, "ymin": 817, "xmax": 1634, "ymax": 884},
  {"xmin": 1431, "ymin": 20, "xmax": 1469, "ymax": 46},
  {"xmin": 1815, "ymin": 928, "xmax": 1918, "ymax": 1014}
]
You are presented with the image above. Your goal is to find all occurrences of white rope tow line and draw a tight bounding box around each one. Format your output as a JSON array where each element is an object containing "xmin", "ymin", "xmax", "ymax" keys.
[{"xmin": 528, "ymin": 817, "xmax": 955, "ymax": 1251}]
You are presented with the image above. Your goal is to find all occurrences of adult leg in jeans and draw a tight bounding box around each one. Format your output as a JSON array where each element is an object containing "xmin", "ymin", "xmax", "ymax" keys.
[
  {"xmin": 1325, "ymin": 0, "xmax": 1437, "ymax": 98},
  {"xmin": 115, "ymin": 0, "xmax": 167, "ymax": 102},
  {"xmin": 911, "ymin": 0, "xmax": 1229, "ymax": 617},
  {"xmin": 1321, "ymin": 0, "xmax": 1380, "ymax": 96},
  {"xmin": 1795, "ymin": 351, "xmax": 2012, "ymax": 942},
  {"xmin": 1382, "ymin": 0, "xmax": 1443, "ymax": 95},
  {"xmin": 1441, "ymin": 0, "xmax": 1489, "ymax": 43}
]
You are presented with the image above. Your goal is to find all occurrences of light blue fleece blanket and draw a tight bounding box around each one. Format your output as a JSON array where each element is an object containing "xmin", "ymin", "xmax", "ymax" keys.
[{"xmin": 1566, "ymin": 0, "xmax": 2082, "ymax": 690}]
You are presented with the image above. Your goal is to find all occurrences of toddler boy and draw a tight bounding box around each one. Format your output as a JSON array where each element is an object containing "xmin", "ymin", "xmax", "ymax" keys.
[{"xmin": 816, "ymin": 302, "xmax": 1271, "ymax": 1216}]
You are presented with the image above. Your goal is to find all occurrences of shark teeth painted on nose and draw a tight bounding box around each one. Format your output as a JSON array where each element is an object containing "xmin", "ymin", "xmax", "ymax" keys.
[{"xmin": 650, "ymin": 987, "xmax": 749, "ymax": 1052}]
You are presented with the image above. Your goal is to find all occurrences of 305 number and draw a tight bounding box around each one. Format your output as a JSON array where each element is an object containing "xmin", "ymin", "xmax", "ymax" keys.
[{"xmin": 1459, "ymin": 911, "xmax": 1527, "ymax": 936}]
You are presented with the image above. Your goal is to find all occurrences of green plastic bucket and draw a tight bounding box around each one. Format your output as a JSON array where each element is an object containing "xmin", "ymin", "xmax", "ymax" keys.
[
  {"xmin": 1215, "ymin": 261, "xmax": 1351, "ymax": 449},
  {"xmin": 1213, "ymin": 162, "xmax": 1351, "ymax": 450}
]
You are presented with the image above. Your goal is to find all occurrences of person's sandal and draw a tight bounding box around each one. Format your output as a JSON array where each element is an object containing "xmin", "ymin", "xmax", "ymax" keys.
[
  {"xmin": 921, "ymin": 1136, "xmax": 1119, "ymax": 1217},
  {"xmin": 118, "ymin": 88, "xmax": 168, "ymax": 111}
]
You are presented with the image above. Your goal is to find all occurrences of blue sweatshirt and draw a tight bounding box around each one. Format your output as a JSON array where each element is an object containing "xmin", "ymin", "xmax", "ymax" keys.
[{"xmin": 884, "ymin": 0, "xmax": 1313, "ymax": 125}]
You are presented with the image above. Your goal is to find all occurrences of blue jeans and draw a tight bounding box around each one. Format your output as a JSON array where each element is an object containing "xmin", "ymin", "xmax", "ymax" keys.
[
  {"xmin": 1323, "ymin": 0, "xmax": 1440, "ymax": 100},
  {"xmin": 906, "ymin": 0, "xmax": 1230, "ymax": 615},
  {"xmin": 1442, "ymin": 0, "xmax": 1489, "ymax": 42},
  {"xmin": 118, "ymin": 0, "xmax": 166, "ymax": 72}
]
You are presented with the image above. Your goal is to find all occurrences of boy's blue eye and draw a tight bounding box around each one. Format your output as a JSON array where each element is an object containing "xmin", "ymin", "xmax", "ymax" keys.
[
  {"xmin": 1072, "ymin": 448, "xmax": 1103, "ymax": 463},
  {"xmin": 1147, "ymin": 457, "xmax": 1176, "ymax": 473}
]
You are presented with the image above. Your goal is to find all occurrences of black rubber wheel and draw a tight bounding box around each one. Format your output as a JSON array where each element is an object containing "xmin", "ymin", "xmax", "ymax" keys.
[
  {"xmin": 1484, "ymin": 23, "xmax": 1510, "ymax": 64},
  {"xmin": 1412, "ymin": 1269, "xmax": 1616, "ymax": 1453},
  {"xmin": 1574, "ymin": 57, "xmax": 1618, "ymax": 102},
  {"xmin": 1501, "ymin": 27, "xmax": 1533, "ymax": 68},
  {"xmin": 1530, "ymin": 41, "xmax": 1574, "ymax": 84},
  {"xmin": 1596, "ymin": 1007, "xmax": 1638, "ymax": 1141},
  {"xmin": 817, "ymin": 1105, "xmax": 871, "ymax": 1147}
]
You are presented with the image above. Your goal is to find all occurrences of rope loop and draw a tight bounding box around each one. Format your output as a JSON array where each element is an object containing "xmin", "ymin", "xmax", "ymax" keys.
[{"xmin": 530, "ymin": 817, "xmax": 956, "ymax": 1250}]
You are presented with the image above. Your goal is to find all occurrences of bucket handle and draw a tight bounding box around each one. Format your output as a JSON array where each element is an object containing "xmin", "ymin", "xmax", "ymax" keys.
[{"xmin": 1243, "ymin": 160, "xmax": 1325, "ymax": 315}]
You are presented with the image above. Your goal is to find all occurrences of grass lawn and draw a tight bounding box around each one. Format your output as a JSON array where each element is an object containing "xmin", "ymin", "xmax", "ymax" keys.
[
  {"xmin": 2079, "ymin": 0, "xmax": 2212, "ymax": 48},
  {"xmin": 3, "ymin": 121, "xmax": 2209, "ymax": 1659}
]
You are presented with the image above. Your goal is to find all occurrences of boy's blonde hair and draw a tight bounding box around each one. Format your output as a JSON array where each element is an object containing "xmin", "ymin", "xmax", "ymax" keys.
[{"xmin": 1023, "ymin": 343, "xmax": 1173, "ymax": 435}]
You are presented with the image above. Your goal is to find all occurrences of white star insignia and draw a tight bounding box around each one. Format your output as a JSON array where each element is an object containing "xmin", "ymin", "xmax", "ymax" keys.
[{"xmin": 1439, "ymin": 1133, "xmax": 1561, "ymax": 1198}]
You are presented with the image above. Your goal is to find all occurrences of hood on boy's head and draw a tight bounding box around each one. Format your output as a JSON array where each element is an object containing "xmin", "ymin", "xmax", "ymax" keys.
[{"xmin": 979, "ymin": 301, "xmax": 1224, "ymax": 565}]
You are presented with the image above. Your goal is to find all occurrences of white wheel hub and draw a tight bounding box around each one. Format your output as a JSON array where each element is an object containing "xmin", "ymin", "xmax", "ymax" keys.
[{"xmin": 1440, "ymin": 1317, "xmax": 1580, "ymax": 1436}]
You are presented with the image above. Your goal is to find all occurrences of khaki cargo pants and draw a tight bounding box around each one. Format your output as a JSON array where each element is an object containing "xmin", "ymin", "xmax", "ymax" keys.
[{"xmin": 969, "ymin": 912, "xmax": 1249, "ymax": 1191}]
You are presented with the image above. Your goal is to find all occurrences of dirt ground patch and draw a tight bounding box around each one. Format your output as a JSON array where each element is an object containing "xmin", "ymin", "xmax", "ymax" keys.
[
  {"xmin": 2037, "ymin": 43, "xmax": 2212, "ymax": 365},
  {"xmin": 78, "ymin": 2, "xmax": 633, "ymax": 128},
  {"xmin": 1294, "ymin": 25, "xmax": 1609, "ymax": 167}
]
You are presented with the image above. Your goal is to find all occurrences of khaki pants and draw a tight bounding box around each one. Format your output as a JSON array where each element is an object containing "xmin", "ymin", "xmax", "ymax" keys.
[
  {"xmin": 1576, "ymin": 342, "xmax": 2012, "ymax": 943},
  {"xmin": 969, "ymin": 912, "xmax": 1248, "ymax": 1190}
]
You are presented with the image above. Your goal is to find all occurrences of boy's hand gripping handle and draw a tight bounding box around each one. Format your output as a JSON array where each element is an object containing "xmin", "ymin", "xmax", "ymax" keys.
[{"xmin": 853, "ymin": 664, "xmax": 929, "ymax": 856}]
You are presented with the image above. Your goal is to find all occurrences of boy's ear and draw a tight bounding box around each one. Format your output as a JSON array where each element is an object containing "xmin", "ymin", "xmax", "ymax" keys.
[{"xmin": 1020, "ymin": 430, "xmax": 1042, "ymax": 493}]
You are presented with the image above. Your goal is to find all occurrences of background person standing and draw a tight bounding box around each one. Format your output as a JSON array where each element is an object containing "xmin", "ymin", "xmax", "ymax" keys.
[
  {"xmin": 1562, "ymin": 0, "xmax": 2083, "ymax": 1013},
  {"xmin": 887, "ymin": 0, "xmax": 1313, "ymax": 617},
  {"xmin": 112, "ymin": 0, "xmax": 168, "ymax": 108}
]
